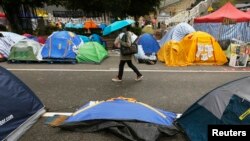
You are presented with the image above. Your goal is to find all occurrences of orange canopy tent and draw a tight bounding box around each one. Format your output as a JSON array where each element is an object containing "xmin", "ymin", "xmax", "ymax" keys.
[{"xmin": 84, "ymin": 20, "xmax": 98, "ymax": 29}]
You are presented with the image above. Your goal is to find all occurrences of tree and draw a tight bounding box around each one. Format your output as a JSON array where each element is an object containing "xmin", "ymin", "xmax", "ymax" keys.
[
  {"xmin": 47, "ymin": 0, "xmax": 161, "ymax": 18},
  {"xmin": 0, "ymin": 0, "xmax": 46, "ymax": 33},
  {"xmin": 212, "ymin": 0, "xmax": 236, "ymax": 10}
]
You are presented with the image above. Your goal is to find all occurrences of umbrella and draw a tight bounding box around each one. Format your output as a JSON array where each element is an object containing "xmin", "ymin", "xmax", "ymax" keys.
[{"xmin": 103, "ymin": 19, "xmax": 135, "ymax": 36}]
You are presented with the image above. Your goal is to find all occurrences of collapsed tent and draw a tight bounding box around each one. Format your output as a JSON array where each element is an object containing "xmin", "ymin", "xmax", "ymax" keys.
[
  {"xmin": 0, "ymin": 66, "xmax": 45, "ymax": 141},
  {"xmin": 176, "ymin": 76, "xmax": 250, "ymax": 141},
  {"xmin": 194, "ymin": 2, "xmax": 250, "ymax": 42},
  {"xmin": 159, "ymin": 22, "xmax": 195, "ymax": 47},
  {"xmin": 76, "ymin": 42, "xmax": 108, "ymax": 64},
  {"xmin": 158, "ymin": 31, "xmax": 228, "ymax": 66},
  {"xmin": 41, "ymin": 31, "xmax": 82, "ymax": 60},
  {"xmin": 55, "ymin": 97, "xmax": 179, "ymax": 141},
  {"xmin": 8, "ymin": 39, "xmax": 42, "ymax": 62}
]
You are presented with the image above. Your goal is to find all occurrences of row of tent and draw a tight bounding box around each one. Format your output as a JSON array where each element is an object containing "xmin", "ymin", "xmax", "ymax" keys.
[
  {"xmin": 0, "ymin": 30, "xmax": 161, "ymax": 65},
  {"xmin": 0, "ymin": 31, "xmax": 108, "ymax": 64},
  {"xmin": 65, "ymin": 21, "xmax": 107, "ymax": 30},
  {"xmin": 1, "ymin": 65, "xmax": 249, "ymax": 141},
  {"xmin": 156, "ymin": 2, "xmax": 250, "ymax": 67}
]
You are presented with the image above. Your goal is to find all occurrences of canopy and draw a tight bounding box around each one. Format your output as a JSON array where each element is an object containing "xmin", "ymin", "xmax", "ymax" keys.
[{"xmin": 194, "ymin": 2, "xmax": 250, "ymax": 23}]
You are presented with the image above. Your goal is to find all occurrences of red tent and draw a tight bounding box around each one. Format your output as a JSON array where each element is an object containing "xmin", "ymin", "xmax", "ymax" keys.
[
  {"xmin": 246, "ymin": 10, "xmax": 250, "ymax": 15},
  {"xmin": 0, "ymin": 12, "xmax": 5, "ymax": 18},
  {"xmin": 194, "ymin": 2, "xmax": 250, "ymax": 23}
]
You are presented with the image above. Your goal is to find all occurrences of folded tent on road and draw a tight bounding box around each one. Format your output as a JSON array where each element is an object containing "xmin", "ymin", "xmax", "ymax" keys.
[{"xmin": 55, "ymin": 97, "xmax": 179, "ymax": 141}]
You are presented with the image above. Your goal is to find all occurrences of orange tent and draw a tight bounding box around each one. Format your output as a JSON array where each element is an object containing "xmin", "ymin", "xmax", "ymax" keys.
[{"xmin": 84, "ymin": 20, "xmax": 98, "ymax": 29}]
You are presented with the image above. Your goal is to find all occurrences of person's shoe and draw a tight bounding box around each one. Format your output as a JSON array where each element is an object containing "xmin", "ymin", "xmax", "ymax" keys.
[
  {"xmin": 135, "ymin": 75, "xmax": 143, "ymax": 81},
  {"xmin": 112, "ymin": 77, "xmax": 122, "ymax": 82}
]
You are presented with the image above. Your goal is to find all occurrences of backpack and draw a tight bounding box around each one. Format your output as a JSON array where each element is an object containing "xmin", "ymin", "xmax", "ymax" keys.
[{"xmin": 120, "ymin": 32, "xmax": 138, "ymax": 56}]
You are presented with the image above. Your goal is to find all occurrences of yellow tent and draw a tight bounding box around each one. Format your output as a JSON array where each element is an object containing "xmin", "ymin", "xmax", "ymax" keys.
[
  {"xmin": 158, "ymin": 41, "xmax": 189, "ymax": 66},
  {"xmin": 182, "ymin": 31, "xmax": 228, "ymax": 65},
  {"xmin": 157, "ymin": 31, "xmax": 228, "ymax": 66}
]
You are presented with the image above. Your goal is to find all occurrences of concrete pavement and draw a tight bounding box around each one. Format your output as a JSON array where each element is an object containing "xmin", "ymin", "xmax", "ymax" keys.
[{"xmin": 1, "ymin": 54, "xmax": 249, "ymax": 141}]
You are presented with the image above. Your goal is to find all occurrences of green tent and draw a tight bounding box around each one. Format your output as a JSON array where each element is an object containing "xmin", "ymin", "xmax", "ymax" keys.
[
  {"xmin": 8, "ymin": 39, "xmax": 42, "ymax": 62},
  {"xmin": 8, "ymin": 47, "xmax": 37, "ymax": 61},
  {"xmin": 76, "ymin": 42, "xmax": 108, "ymax": 64}
]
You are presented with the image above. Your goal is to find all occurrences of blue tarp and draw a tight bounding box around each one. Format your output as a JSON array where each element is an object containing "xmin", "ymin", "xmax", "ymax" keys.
[
  {"xmin": 41, "ymin": 31, "xmax": 82, "ymax": 59},
  {"xmin": 0, "ymin": 66, "xmax": 45, "ymax": 141},
  {"xmin": 194, "ymin": 22, "xmax": 250, "ymax": 42}
]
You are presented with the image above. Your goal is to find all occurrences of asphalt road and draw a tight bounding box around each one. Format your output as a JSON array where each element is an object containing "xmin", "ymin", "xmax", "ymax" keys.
[{"xmin": 1, "ymin": 54, "xmax": 249, "ymax": 141}]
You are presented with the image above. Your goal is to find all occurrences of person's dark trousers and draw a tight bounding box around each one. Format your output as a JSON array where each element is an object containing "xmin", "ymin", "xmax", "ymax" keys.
[{"xmin": 118, "ymin": 60, "xmax": 142, "ymax": 80}]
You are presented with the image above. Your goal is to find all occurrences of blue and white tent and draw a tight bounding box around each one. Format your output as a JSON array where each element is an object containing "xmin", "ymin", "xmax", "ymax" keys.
[
  {"xmin": 41, "ymin": 31, "xmax": 83, "ymax": 60},
  {"xmin": 159, "ymin": 22, "xmax": 195, "ymax": 47},
  {"xmin": 176, "ymin": 76, "xmax": 250, "ymax": 141},
  {"xmin": 137, "ymin": 33, "xmax": 160, "ymax": 55},
  {"xmin": 0, "ymin": 66, "xmax": 45, "ymax": 141},
  {"xmin": 59, "ymin": 97, "xmax": 179, "ymax": 141}
]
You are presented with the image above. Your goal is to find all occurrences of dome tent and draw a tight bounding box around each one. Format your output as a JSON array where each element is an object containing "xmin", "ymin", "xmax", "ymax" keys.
[
  {"xmin": 41, "ymin": 31, "xmax": 82, "ymax": 61},
  {"xmin": 0, "ymin": 66, "xmax": 45, "ymax": 141}
]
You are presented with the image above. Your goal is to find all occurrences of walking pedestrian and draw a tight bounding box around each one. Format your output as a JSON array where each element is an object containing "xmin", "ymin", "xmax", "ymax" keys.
[{"xmin": 112, "ymin": 26, "xmax": 143, "ymax": 82}]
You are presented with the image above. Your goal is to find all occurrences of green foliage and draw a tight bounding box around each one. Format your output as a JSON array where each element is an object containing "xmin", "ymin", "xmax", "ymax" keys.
[
  {"xmin": 46, "ymin": 0, "xmax": 161, "ymax": 18},
  {"xmin": 212, "ymin": 0, "xmax": 236, "ymax": 10},
  {"xmin": 0, "ymin": 24, "xmax": 7, "ymax": 31}
]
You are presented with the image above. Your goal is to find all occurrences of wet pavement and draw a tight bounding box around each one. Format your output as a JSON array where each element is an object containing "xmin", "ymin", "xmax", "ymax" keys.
[{"xmin": 1, "ymin": 53, "xmax": 249, "ymax": 141}]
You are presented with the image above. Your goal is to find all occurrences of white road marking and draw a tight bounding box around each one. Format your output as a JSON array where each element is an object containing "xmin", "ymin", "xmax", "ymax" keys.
[{"xmin": 6, "ymin": 68, "xmax": 250, "ymax": 73}]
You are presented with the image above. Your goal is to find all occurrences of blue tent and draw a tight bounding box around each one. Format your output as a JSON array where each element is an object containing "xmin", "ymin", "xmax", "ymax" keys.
[
  {"xmin": 73, "ymin": 23, "xmax": 83, "ymax": 29},
  {"xmin": 41, "ymin": 31, "xmax": 82, "ymax": 60},
  {"xmin": 0, "ymin": 66, "xmax": 45, "ymax": 141},
  {"xmin": 137, "ymin": 33, "xmax": 160, "ymax": 55},
  {"xmin": 159, "ymin": 22, "xmax": 195, "ymax": 47},
  {"xmin": 176, "ymin": 76, "xmax": 250, "ymax": 141},
  {"xmin": 98, "ymin": 23, "xmax": 107, "ymax": 30},
  {"xmin": 65, "ymin": 22, "xmax": 74, "ymax": 28},
  {"xmin": 89, "ymin": 34, "xmax": 106, "ymax": 48},
  {"xmin": 78, "ymin": 35, "xmax": 90, "ymax": 43},
  {"xmin": 59, "ymin": 97, "xmax": 179, "ymax": 141}
]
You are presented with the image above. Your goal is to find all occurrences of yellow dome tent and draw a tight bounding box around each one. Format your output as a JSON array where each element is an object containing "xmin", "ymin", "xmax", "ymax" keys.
[
  {"xmin": 157, "ymin": 31, "xmax": 228, "ymax": 66},
  {"xmin": 158, "ymin": 41, "xmax": 189, "ymax": 66}
]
